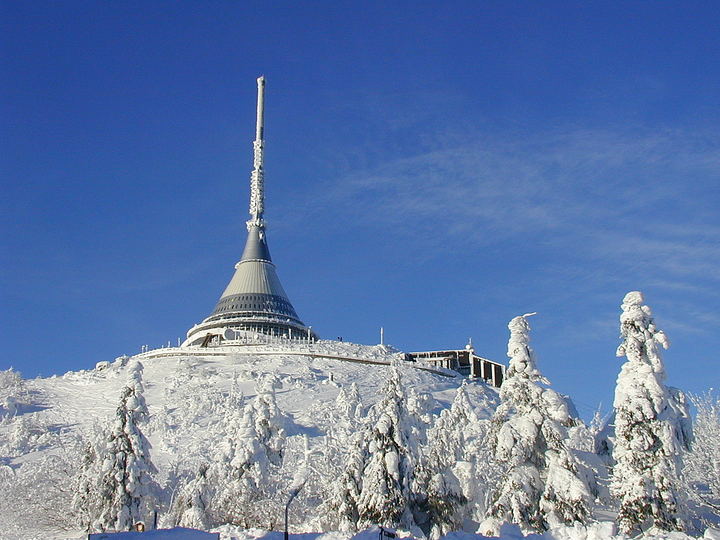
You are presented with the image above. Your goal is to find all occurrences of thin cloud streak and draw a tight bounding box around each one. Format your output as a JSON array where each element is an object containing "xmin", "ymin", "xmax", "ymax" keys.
[
  {"xmin": 312, "ymin": 127, "xmax": 719, "ymax": 241},
  {"xmin": 299, "ymin": 124, "xmax": 720, "ymax": 333}
]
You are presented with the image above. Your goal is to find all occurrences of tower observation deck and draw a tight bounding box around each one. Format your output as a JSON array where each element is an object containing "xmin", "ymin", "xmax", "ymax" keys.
[{"xmin": 184, "ymin": 77, "xmax": 316, "ymax": 347}]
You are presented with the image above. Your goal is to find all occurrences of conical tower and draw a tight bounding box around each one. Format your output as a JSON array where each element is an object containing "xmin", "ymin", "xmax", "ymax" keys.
[{"xmin": 184, "ymin": 77, "xmax": 316, "ymax": 347}]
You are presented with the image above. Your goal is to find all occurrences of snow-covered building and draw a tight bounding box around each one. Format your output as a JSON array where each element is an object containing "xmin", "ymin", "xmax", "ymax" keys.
[
  {"xmin": 408, "ymin": 341, "xmax": 505, "ymax": 387},
  {"xmin": 184, "ymin": 77, "xmax": 316, "ymax": 347}
]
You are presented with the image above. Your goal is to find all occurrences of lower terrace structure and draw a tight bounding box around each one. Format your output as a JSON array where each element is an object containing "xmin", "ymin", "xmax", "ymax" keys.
[{"xmin": 408, "ymin": 342, "xmax": 505, "ymax": 387}]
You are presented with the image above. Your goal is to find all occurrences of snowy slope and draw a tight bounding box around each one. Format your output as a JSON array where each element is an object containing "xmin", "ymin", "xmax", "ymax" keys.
[
  {"xmin": 0, "ymin": 341, "xmax": 496, "ymax": 539},
  {"xmin": 1, "ymin": 340, "xmax": 716, "ymax": 540}
]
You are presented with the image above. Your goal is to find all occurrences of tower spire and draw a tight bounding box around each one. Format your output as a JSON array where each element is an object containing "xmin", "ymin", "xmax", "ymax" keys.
[{"xmin": 248, "ymin": 75, "xmax": 266, "ymax": 228}]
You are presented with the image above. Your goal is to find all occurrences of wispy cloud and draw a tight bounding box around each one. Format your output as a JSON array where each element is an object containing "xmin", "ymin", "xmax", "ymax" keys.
[
  {"xmin": 588, "ymin": 227, "xmax": 720, "ymax": 284},
  {"xmin": 295, "ymin": 123, "xmax": 720, "ymax": 332},
  {"xmin": 309, "ymin": 126, "xmax": 719, "ymax": 242}
]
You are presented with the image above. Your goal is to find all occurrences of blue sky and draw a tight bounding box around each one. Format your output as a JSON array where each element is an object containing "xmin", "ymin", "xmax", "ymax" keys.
[{"xmin": 2, "ymin": 1, "xmax": 719, "ymax": 419}]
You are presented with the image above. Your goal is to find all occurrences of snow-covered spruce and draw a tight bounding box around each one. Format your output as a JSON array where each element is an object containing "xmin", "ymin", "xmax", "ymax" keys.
[
  {"xmin": 355, "ymin": 366, "xmax": 419, "ymax": 531},
  {"xmin": 480, "ymin": 314, "xmax": 594, "ymax": 535},
  {"xmin": 73, "ymin": 360, "xmax": 158, "ymax": 532},
  {"xmin": 0, "ymin": 367, "xmax": 26, "ymax": 422},
  {"xmin": 165, "ymin": 463, "xmax": 212, "ymax": 530},
  {"xmin": 334, "ymin": 382, "xmax": 363, "ymax": 427},
  {"xmin": 210, "ymin": 395, "xmax": 261, "ymax": 527},
  {"xmin": 250, "ymin": 373, "xmax": 287, "ymax": 469},
  {"xmin": 684, "ymin": 390, "xmax": 720, "ymax": 523},
  {"xmin": 209, "ymin": 375, "xmax": 287, "ymax": 528},
  {"xmin": 328, "ymin": 428, "xmax": 366, "ymax": 531},
  {"xmin": 414, "ymin": 381, "xmax": 477, "ymax": 539},
  {"xmin": 324, "ymin": 383, "xmax": 366, "ymax": 532},
  {"xmin": 611, "ymin": 291, "xmax": 692, "ymax": 535},
  {"xmin": 452, "ymin": 387, "xmax": 497, "ymax": 525},
  {"xmin": 72, "ymin": 423, "xmax": 106, "ymax": 529}
]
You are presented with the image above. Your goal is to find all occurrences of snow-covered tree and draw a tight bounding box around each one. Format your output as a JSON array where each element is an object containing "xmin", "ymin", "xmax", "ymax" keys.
[
  {"xmin": 72, "ymin": 423, "xmax": 107, "ymax": 528},
  {"xmin": 211, "ymin": 398, "xmax": 263, "ymax": 526},
  {"xmin": 0, "ymin": 367, "xmax": 26, "ymax": 421},
  {"xmin": 10, "ymin": 415, "xmax": 32, "ymax": 453},
  {"xmin": 414, "ymin": 382, "xmax": 479, "ymax": 539},
  {"xmin": 356, "ymin": 366, "xmax": 418, "ymax": 531},
  {"xmin": 684, "ymin": 390, "xmax": 720, "ymax": 520},
  {"xmin": 166, "ymin": 463, "xmax": 212, "ymax": 530},
  {"xmin": 333, "ymin": 382, "xmax": 363, "ymax": 433},
  {"xmin": 78, "ymin": 361, "xmax": 158, "ymax": 532},
  {"xmin": 327, "ymin": 428, "xmax": 367, "ymax": 532},
  {"xmin": 323, "ymin": 384, "xmax": 367, "ymax": 532},
  {"xmin": 250, "ymin": 374, "xmax": 287, "ymax": 468},
  {"xmin": 210, "ymin": 376, "xmax": 287, "ymax": 528},
  {"xmin": 481, "ymin": 314, "xmax": 593, "ymax": 535},
  {"xmin": 406, "ymin": 386, "xmax": 435, "ymax": 447},
  {"xmin": 611, "ymin": 292, "xmax": 691, "ymax": 535}
]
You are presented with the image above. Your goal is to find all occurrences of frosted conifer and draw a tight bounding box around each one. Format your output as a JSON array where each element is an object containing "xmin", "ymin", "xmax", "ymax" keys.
[
  {"xmin": 325, "ymin": 384, "xmax": 366, "ymax": 532},
  {"xmin": 251, "ymin": 374, "xmax": 286, "ymax": 467},
  {"xmin": 356, "ymin": 366, "xmax": 417, "ymax": 530},
  {"xmin": 684, "ymin": 390, "xmax": 720, "ymax": 518},
  {"xmin": 414, "ymin": 382, "xmax": 478, "ymax": 538},
  {"xmin": 211, "ymin": 378, "xmax": 286, "ymax": 527},
  {"xmin": 86, "ymin": 361, "xmax": 158, "ymax": 532},
  {"xmin": 211, "ymin": 398, "xmax": 262, "ymax": 526},
  {"xmin": 167, "ymin": 464, "xmax": 211, "ymax": 530},
  {"xmin": 327, "ymin": 428, "xmax": 367, "ymax": 532},
  {"xmin": 481, "ymin": 314, "xmax": 593, "ymax": 535},
  {"xmin": 611, "ymin": 291, "xmax": 691, "ymax": 534},
  {"xmin": 0, "ymin": 368, "xmax": 25, "ymax": 421},
  {"xmin": 72, "ymin": 424, "xmax": 106, "ymax": 528},
  {"xmin": 10, "ymin": 415, "xmax": 32, "ymax": 454},
  {"xmin": 334, "ymin": 382, "xmax": 362, "ymax": 430},
  {"xmin": 406, "ymin": 386, "xmax": 435, "ymax": 447}
]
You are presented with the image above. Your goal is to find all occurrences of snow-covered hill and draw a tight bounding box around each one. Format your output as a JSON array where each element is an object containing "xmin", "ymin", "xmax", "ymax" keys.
[
  {"xmin": 0, "ymin": 341, "xmax": 495, "ymax": 539},
  {"xmin": 1, "ymin": 340, "xmax": 717, "ymax": 540}
]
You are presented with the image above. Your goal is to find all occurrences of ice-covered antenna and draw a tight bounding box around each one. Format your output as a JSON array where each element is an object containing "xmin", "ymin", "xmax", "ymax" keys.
[{"xmin": 248, "ymin": 75, "xmax": 266, "ymax": 228}]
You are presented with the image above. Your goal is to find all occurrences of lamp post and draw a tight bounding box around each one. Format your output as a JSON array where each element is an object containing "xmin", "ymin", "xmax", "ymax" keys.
[{"xmin": 284, "ymin": 479, "xmax": 307, "ymax": 540}]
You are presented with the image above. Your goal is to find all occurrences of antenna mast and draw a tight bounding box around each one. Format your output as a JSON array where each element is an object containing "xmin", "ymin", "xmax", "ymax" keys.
[{"xmin": 248, "ymin": 75, "xmax": 266, "ymax": 228}]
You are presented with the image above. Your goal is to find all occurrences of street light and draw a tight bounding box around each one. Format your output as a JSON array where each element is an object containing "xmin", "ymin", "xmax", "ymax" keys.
[{"xmin": 284, "ymin": 479, "xmax": 307, "ymax": 540}]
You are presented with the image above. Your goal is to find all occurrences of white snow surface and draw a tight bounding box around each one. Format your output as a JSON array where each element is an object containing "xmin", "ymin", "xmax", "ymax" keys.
[
  {"xmin": 214, "ymin": 524, "xmax": 719, "ymax": 540},
  {"xmin": 76, "ymin": 523, "xmax": 720, "ymax": 540},
  {"xmin": 0, "ymin": 341, "xmax": 487, "ymax": 538},
  {"xmin": 1, "ymin": 339, "xmax": 715, "ymax": 539}
]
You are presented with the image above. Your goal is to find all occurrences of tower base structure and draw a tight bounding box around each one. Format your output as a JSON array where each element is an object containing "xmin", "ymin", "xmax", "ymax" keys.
[
  {"xmin": 183, "ymin": 313, "xmax": 316, "ymax": 348},
  {"xmin": 182, "ymin": 225, "xmax": 317, "ymax": 348}
]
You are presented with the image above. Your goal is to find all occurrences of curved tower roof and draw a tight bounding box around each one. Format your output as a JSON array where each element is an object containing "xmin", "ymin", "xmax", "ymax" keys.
[{"xmin": 185, "ymin": 77, "xmax": 315, "ymax": 346}]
